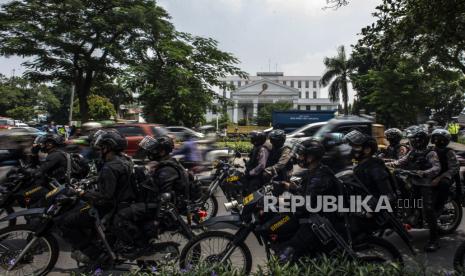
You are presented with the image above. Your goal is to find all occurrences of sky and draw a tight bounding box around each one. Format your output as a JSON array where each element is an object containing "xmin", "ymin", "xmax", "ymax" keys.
[{"xmin": 0, "ymin": 0, "xmax": 381, "ymax": 101}]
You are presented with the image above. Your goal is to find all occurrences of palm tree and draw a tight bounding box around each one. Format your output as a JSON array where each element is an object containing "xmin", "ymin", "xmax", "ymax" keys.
[{"xmin": 320, "ymin": 45, "xmax": 351, "ymax": 115}]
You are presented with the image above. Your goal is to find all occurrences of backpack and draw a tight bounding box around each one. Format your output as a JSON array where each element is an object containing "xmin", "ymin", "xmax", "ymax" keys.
[{"xmin": 63, "ymin": 152, "xmax": 90, "ymax": 181}]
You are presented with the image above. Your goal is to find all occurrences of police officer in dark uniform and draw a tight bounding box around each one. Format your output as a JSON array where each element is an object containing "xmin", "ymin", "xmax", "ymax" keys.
[
  {"xmin": 344, "ymin": 130, "xmax": 396, "ymax": 201},
  {"xmin": 62, "ymin": 130, "xmax": 135, "ymax": 263},
  {"xmin": 244, "ymin": 131, "xmax": 271, "ymax": 193},
  {"xmin": 33, "ymin": 133, "xmax": 68, "ymax": 184},
  {"xmin": 278, "ymin": 139, "xmax": 340, "ymax": 261},
  {"xmin": 321, "ymin": 132, "xmax": 351, "ymax": 173},
  {"xmin": 112, "ymin": 135, "xmax": 189, "ymax": 254},
  {"xmin": 430, "ymin": 129, "xmax": 459, "ymax": 213},
  {"xmin": 264, "ymin": 130, "xmax": 293, "ymax": 181},
  {"xmin": 379, "ymin": 128, "xmax": 409, "ymax": 160},
  {"xmin": 387, "ymin": 126, "xmax": 441, "ymax": 251}
]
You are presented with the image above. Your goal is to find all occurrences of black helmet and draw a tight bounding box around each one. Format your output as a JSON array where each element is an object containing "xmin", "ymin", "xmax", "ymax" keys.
[
  {"xmin": 139, "ymin": 135, "xmax": 174, "ymax": 154},
  {"xmin": 431, "ymin": 128, "xmax": 451, "ymax": 148},
  {"xmin": 343, "ymin": 130, "xmax": 368, "ymax": 146},
  {"xmin": 384, "ymin": 128, "xmax": 403, "ymax": 145},
  {"xmin": 297, "ymin": 139, "xmax": 325, "ymax": 160},
  {"xmin": 250, "ymin": 131, "xmax": 267, "ymax": 146},
  {"xmin": 344, "ymin": 130, "xmax": 378, "ymax": 155},
  {"xmin": 268, "ymin": 129, "xmax": 286, "ymax": 147},
  {"xmin": 321, "ymin": 133, "xmax": 345, "ymax": 150},
  {"xmin": 94, "ymin": 130, "xmax": 127, "ymax": 152},
  {"xmin": 42, "ymin": 133, "xmax": 65, "ymax": 146},
  {"xmin": 405, "ymin": 126, "xmax": 429, "ymax": 149}
]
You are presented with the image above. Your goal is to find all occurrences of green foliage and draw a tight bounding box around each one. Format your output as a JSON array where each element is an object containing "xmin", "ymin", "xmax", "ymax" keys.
[
  {"xmin": 217, "ymin": 141, "xmax": 253, "ymax": 153},
  {"xmin": 6, "ymin": 106, "xmax": 35, "ymax": 122},
  {"xmin": 256, "ymin": 101, "xmax": 292, "ymax": 126},
  {"xmin": 74, "ymin": 95, "xmax": 116, "ymax": 121},
  {"xmin": 350, "ymin": 0, "xmax": 465, "ymax": 127},
  {"xmin": 0, "ymin": 0, "xmax": 178, "ymax": 122},
  {"xmin": 133, "ymin": 33, "xmax": 247, "ymax": 127},
  {"xmin": 0, "ymin": 75, "xmax": 60, "ymax": 121},
  {"xmin": 320, "ymin": 46, "xmax": 351, "ymax": 115}
]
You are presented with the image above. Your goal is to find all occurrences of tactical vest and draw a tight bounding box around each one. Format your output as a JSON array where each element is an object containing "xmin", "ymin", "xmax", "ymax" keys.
[
  {"xmin": 246, "ymin": 143, "xmax": 271, "ymax": 172},
  {"xmin": 406, "ymin": 149, "xmax": 433, "ymax": 171},
  {"xmin": 266, "ymin": 145, "xmax": 293, "ymax": 180},
  {"xmin": 435, "ymin": 147, "xmax": 451, "ymax": 175}
]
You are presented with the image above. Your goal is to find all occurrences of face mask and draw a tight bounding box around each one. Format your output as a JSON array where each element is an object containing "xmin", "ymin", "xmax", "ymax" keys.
[{"xmin": 350, "ymin": 145, "xmax": 364, "ymax": 160}]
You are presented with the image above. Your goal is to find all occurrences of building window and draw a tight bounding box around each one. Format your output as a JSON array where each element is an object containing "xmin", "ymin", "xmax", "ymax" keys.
[
  {"xmin": 306, "ymin": 92, "xmax": 309, "ymax": 99},
  {"xmin": 237, "ymin": 81, "xmax": 241, "ymax": 87},
  {"xmin": 223, "ymin": 89, "xmax": 226, "ymax": 98},
  {"xmin": 316, "ymin": 105, "xmax": 321, "ymax": 111},
  {"xmin": 290, "ymin": 81, "xmax": 294, "ymax": 87},
  {"xmin": 245, "ymin": 81, "xmax": 249, "ymax": 85},
  {"xmin": 313, "ymin": 81, "xmax": 317, "ymax": 88},
  {"xmin": 283, "ymin": 81, "xmax": 286, "ymax": 85},
  {"xmin": 298, "ymin": 81, "xmax": 301, "ymax": 88},
  {"xmin": 313, "ymin": 92, "xmax": 317, "ymax": 99},
  {"xmin": 306, "ymin": 105, "xmax": 311, "ymax": 111},
  {"xmin": 230, "ymin": 81, "xmax": 234, "ymax": 87},
  {"xmin": 305, "ymin": 80, "xmax": 309, "ymax": 88}
]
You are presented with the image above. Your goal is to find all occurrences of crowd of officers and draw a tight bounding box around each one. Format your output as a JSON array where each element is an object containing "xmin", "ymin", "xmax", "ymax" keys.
[{"xmin": 23, "ymin": 123, "xmax": 460, "ymax": 263}]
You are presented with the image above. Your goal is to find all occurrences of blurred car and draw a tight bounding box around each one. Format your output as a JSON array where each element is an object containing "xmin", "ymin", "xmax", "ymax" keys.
[
  {"xmin": 286, "ymin": 122, "xmax": 327, "ymax": 142},
  {"xmin": 9, "ymin": 127, "xmax": 46, "ymax": 135},
  {"xmin": 0, "ymin": 118, "xmax": 15, "ymax": 130},
  {"xmin": 107, "ymin": 124, "xmax": 169, "ymax": 157},
  {"xmin": 166, "ymin": 126, "xmax": 204, "ymax": 142}
]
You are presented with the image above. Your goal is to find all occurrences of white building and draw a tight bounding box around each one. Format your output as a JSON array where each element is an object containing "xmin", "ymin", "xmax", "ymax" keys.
[{"xmin": 206, "ymin": 72, "xmax": 339, "ymax": 124}]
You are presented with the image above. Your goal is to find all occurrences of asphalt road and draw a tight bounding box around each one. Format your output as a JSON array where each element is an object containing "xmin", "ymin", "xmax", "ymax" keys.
[{"xmin": 1, "ymin": 141, "xmax": 465, "ymax": 275}]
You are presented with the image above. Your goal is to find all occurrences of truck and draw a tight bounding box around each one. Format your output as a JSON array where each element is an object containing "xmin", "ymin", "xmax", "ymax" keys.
[{"xmin": 272, "ymin": 110, "xmax": 336, "ymax": 133}]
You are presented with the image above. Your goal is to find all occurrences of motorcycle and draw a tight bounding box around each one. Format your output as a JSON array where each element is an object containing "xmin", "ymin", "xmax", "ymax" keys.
[
  {"xmin": 0, "ymin": 184, "xmax": 196, "ymax": 275},
  {"xmin": 393, "ymin": 169, "xmax": 463, "ymax": 235},
  {"xmin": 179, "ymin": 182, "xmax": 403, "ymax": 274}
]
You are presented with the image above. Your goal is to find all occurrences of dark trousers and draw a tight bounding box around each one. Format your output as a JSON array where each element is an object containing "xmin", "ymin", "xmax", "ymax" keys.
[
  {"xmin": 59, "ymin": 203, "xmax": 97, "ymax": 252},
  {"xmin": 451, "ymin": 134, "xmax": 458, "ymax": 142},
  {"xmin": 433, "ymin": 178, "xmax": 452, "ymax": 211},
  {"xmin": 113, "ymin": 202, "xmax": 158, "ymax": 247},
  {"xmin": 419, "ymin": 187, "xmax": 439, "ymax": 241}
]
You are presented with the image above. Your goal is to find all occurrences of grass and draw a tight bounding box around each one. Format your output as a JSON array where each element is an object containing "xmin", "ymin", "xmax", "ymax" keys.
[
  {"xmin": 216, "ymin": 141, "xmax": 253, "ymax": 154},
  {"xmin": 458, "ymin": 135, "xmax": 465, "ymax": 145}
]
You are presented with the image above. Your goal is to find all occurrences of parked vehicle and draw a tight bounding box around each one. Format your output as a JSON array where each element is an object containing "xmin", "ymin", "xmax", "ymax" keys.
[
  {"xmin": 286, "ymin": 121, "xmax": 327, "ymax": 144},
  {"xmin": 167, "ymin": 126, "xmax": 204, "ymax": 141},
  {"xmin": 107, "ymin": 124, "xmax": 169, "ymax": 157},
  {"xmin": 272, "ymin": 110, "xmax": 335, "ymax": 133},
  {"xmin": 313, "ymin": 115, "xmax": 387, "ymax": 148}
]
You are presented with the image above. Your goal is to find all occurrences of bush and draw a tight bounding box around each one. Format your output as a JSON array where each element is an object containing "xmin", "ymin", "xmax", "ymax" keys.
[
  {"xmin": 78, "ymin": 255, "xmax": 434, "ymax": 275},
  {"xmin": 216, "ymin": 141, "xmax": 253, "ymax": 154}
]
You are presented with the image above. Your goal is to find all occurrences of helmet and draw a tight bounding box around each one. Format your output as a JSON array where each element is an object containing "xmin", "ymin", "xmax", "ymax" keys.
[
  {"xmin": 405, "ymin": 126, "xmax": 429, "ymax": 149},
  {"xmin": 82, "ymin": 122, "xmax": 102, "ymax": 134},
  {"xmin": 94, "ymin": 130, "xmax": 127, "ymax": 152},
  {"xmin": 431, "ymin": 128, "xmax": 451, "ymax": 148},
  {"xmin": 321, "ymin": 133, "xmax": 345, "ymax": 149},
  {"xmin": 42, "ymin": 133, "xmax": 65, "ymax": 146},
  {"xmin": 297, "ymin": 139, "xmax": 325, "ymax": 160},
  {"xmin": 139, "ymin": 135, "xmax": 174, "ymax": 154},
  {"xmin": 250, "ymin": 131, "xmax": 267, "ymax": 146},
  {"xmin": 343, "ymin": 130, "xmax": 368, "ymax": 146},
  {"xmin": 384, "ymin": 128, "xmax": 403, "ymax": 145},
  {"xmin": 268, "ymin": 129, "xmax": 286, "ymax": 147},
  {"xmin": 344, "ymin": 130, "xmax": 378, "ymax": 157}
]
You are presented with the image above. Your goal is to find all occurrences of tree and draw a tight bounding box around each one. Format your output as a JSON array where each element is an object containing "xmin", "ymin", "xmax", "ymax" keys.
[
  {"xmin": 256, "ymin": 101, "xmax": 292, "ymax": 127},
  {"xmin": 320, "ymin": 46, "xmax": 351, "ymax": 115},
  {"xmin": 73, "ymin": 95, "xmax": 116, "ymax": 121},
  {"xmin": 0, "ymin": 0, "xmax": 173, "ymax": 122},
  {"xmin": 0, "ymin": 74, "xmax": 60, "ymax": 121},
  {"xmin": 132, "ymin": 34, "xmax": 247, "ymax": 127}
]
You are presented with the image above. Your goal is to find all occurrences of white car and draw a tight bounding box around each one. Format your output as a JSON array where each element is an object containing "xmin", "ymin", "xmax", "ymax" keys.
[{"xmin": 286, "ymin": 122, "xmax": 327, "ymax": 143}]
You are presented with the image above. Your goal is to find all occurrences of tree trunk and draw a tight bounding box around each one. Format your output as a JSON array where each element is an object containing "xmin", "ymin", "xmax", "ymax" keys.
[
  {"xmin": 342, "ymin": 78, "xmax": 349, "ymax": 115},
  {"xmin": 78, "ymin": 70, "xmax": 94, "ymax": 123}
]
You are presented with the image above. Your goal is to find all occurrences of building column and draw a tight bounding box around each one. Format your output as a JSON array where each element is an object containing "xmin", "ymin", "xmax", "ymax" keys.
[
  {"xmin": 252, "ymin": 99, "xmax": 258, "ymax": 118},
  {"xmin": 293, "ymin": 100, "xmax": 298, "ymax": 109},
  {"xmin": 233, "ymin": 100, "xmax": 239, "ymax": 123}
]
